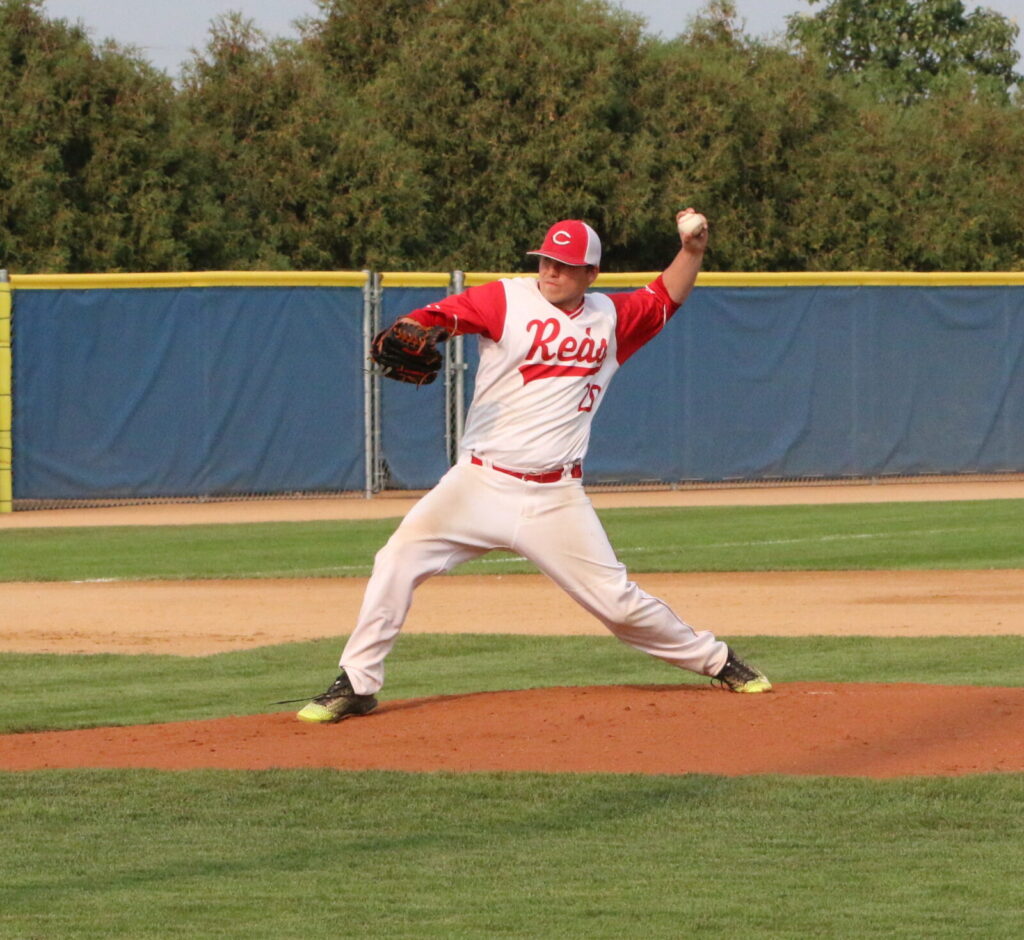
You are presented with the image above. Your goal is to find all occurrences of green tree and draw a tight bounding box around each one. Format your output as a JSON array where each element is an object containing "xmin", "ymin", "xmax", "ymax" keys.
[
  {"xmin": 0, "ymin": 0, "xmax": 185, "ymax": 272},
  {"xmin": 632, "ymin": 4, "xmax": 857, "ymax": 271},
  {"xmin": 782, "ymin": 83, "xmax": 1024, "ymax": 271},
  {"xmin": 305, "ymin": 0, "xmax": 436, "ymax": 88},
  {"xmin": 303, "ymin": 0, "xmax": 662, "ymax": 270},
  {"xmin": 178, "ymin": 12, "xmax": 434, "ymax": 270},
  {"xmin": 633, "ymin": 0, "xmax": 1024, "ymax": 273},
  {"xmin": 5, "ymin": 0, "xmax": 1024, "ymax": 274},
  {"xmin": 786, "ymin": 0, "xmax": 1023, "ymax": 102}
]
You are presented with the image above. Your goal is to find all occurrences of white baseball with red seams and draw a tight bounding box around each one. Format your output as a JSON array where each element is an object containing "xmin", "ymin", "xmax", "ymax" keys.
[
  {"xmin": 337, "ymin": 270, "xmax": 730, "ymax": 695},
  {"xmin": 677, "ymin": 212, "xmax": 707, "ymax": 238}
]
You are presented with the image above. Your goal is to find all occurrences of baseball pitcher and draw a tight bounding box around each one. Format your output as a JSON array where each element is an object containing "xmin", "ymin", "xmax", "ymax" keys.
[{"xmin": 298, "ymin": 211, "xmax": 771, "ymax": 723}]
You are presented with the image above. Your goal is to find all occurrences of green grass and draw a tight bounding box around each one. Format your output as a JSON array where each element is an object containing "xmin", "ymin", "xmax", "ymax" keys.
[
  {"xmin": 3, "ymin": 634, "xmax": 1023, "ymax": 733},
  {"xmin": 3, "ymin": 499, "xmax": 1024, "ymax": 581},
  {"xmin": 3, "ymin": 499, "xmax": 1022, "ymax": 937},
  {"xmin": 599, "ymin": 499, "xmax": 1024, "ymax": 571},
  {"xmin": 0, "ymin": 517, "xmax": 396, "ymax": 582},
  {"xmin": 2, "ymin": 769, "xmax": 1021, "ymax": 938}
]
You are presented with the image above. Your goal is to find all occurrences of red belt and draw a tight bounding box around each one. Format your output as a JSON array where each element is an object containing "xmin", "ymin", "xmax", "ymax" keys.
[{"xmin": 471, "ymin": 455, "xmax": 582, "ymax": 483}]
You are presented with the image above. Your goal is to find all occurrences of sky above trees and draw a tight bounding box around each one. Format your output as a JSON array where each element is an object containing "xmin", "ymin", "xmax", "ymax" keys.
[{"xmin": 39, "ymin": 0, "xmax": 1024, "ymax": 77}]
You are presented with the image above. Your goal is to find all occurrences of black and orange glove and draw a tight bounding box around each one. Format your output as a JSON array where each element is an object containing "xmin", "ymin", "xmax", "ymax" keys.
[{"xmin": 370, "ymin": 320, "xmax": 449, "ymax": 386}]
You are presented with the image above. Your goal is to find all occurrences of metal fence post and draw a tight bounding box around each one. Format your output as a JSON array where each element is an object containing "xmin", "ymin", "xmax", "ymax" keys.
[
  {"xmin": 447, "ymin": 270, "xmax": 467, "ymax": 465},
  {"xmin": 362, "ymin": 271, "xmax": 385, "ymax": 495},
  {"xmin": 362, "ymin": 270, "xmax": 375, "ymax": 498}
]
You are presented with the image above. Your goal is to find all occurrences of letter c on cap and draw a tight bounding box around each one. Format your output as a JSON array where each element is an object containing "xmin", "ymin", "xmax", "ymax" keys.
[{"xmin": 553, "ymin": 230, "xmax": 572, "ymax": 245}]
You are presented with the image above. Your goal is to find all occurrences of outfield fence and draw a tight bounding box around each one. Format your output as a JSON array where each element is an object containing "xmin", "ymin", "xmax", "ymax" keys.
[{"xmin": 3, "ymin": 270, "xmax": 1024, "ymax": 511}]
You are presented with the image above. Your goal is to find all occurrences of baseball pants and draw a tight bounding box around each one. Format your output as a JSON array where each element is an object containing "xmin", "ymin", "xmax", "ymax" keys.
[{"xmin": 339, "ymin": 458, "xmax": 730, "ymax": 695}]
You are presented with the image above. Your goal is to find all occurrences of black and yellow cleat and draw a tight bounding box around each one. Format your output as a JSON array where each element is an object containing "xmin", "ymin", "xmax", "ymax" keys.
[
  {"xmin": 712, "ymin": 647, "xmax": 772, "ymax": 693},
  {"xmin": 297, "ymin": 671, "xmax": 379, "ymax": 723}
]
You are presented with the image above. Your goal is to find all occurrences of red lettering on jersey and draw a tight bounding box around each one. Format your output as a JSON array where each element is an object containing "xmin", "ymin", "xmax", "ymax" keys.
[
  {"xmin": 523, "ymin": 319, "xmax": 608, "ymax": 384},
  {"xmin": 557, "ymin": 335, "xmax": 578, "ymax": 358},
  {"xmin": 525, "ymin": 318, "xmax": 561, "ymax": 360},
  {"xmin": 519, "ymin": 363, "xmax": 602, "ymax": 384}
]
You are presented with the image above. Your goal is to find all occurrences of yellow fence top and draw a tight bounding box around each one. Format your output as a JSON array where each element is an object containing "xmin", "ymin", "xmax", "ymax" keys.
[
  {"xmin": 595, "ymin": 273, "xmax": 660, "ymax": 288},
  {"xmin": 694, "ymin": 271, "xmax": 1024, "ymax": 287},
  {"xmin": 462, "ymin": 272, "xmax": 523, "ymax": 286},
  {"xmin": 9, "ymin": 271, "xmax": 370, "ymax": 290},
  {"xmin": 463, "ymin": 271, "xmax": 1024, "ymax": 288},
  {"xmin": 468, "ymin": 272, "xmax": 1024, "ymax": 286},
  {"xmin": 378, "ymin": 272, "xmax": 451, "ymax": 288},
  {"xmin": 9, "ymin": 270, "xmax": 1024, "ymax": 291}
]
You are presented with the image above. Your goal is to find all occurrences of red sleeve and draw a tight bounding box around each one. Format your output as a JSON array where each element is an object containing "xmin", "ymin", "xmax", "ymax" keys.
[
  {"xmin": 611, "ymin": 275, "xmax": 681, "ymax": 364},
  {"xmin": 405, "ymin": 280, "xmax": 507, "ymax": 341}
]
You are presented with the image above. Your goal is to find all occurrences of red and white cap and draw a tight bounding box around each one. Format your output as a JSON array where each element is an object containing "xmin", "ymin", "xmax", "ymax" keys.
[{"xmin": 527, "ymin": 219, "xmax": 602, "ymax": 267}]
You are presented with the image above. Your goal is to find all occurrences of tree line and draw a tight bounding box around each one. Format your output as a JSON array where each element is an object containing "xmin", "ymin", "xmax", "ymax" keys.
[{"xmin": 2, "ymin": 0, "xmax": 1023, "ymax": 274}]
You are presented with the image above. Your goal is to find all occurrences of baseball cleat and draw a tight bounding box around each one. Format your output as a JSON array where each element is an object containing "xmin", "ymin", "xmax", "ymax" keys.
[
  {"xmin": 297, "ymin": 671, "xmax": 379, "ymax": 723},
  {"xmin": 712, "ymin": 647, "xmax": 772, "ymax": 693}
]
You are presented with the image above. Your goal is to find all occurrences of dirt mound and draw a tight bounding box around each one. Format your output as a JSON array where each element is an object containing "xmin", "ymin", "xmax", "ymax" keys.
[{"xmin": 4, "ymin": 682, "xmax": 1022, "ymax": 778}]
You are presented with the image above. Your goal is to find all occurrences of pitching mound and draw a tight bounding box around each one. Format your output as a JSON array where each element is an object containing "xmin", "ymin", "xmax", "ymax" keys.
[{"xmin": 3, "ymin": 682, "xmax": 1023, "ymax": 777}]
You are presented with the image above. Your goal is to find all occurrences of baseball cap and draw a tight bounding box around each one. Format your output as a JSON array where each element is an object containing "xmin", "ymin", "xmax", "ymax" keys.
[{"xmin": 526, "ymin": 219, "xmax": 602, "ymax": 267}]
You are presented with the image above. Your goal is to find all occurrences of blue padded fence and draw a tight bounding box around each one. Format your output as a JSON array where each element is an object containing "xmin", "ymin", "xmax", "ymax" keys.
[
  {"xmin": 378, "ymin": 285, "xmax": 451, "ymax": 489},
  {"xmin": 13, "ymin": 284, "xmax": 366, "ymax": 500},
  {"xmin": 589, "ymin": 284, "xmax": 1024, "ymax": 482},
  {"xmin": 9, "ymin": 274, "xmax": 1024, "ymax": 503}
]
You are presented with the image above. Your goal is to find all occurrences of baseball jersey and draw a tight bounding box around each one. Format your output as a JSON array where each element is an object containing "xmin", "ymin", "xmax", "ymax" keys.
[{"xmin": 409, "ymin": 276, "xmax": 679, "ymax": 472}]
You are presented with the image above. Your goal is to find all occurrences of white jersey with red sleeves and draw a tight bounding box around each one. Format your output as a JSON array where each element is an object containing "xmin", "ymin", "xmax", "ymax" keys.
[{"xmin": 410, "ymin": 275, "xmax": 679, "ymax": 473}]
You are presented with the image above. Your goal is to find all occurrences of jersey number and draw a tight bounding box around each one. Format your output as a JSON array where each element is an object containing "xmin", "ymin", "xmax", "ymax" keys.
[{"xmin": 578, "ymin": 383, "xmax": 602, "ymax": 412}]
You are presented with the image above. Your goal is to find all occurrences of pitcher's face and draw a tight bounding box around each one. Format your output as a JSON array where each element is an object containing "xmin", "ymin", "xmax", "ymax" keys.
[{"xmin": 537, "ymin": 258, "xmax": 599, "ymax": 311}]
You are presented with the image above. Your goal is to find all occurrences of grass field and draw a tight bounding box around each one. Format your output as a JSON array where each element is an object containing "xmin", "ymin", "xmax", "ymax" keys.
[
  {"xmin": 3, "ymin": 634, "xmax": 1024, "ymax": 734},
  {"xmin": 3, "ymin": 500, "xmax": 1022, "ymax": 937},
  {"xmin": 2, "ymin": 499, "xmax": 1024, "ymax": 581},
  {"xmin": 4, "ymin": 769, "xmax": 1022, "ymax": 938}
]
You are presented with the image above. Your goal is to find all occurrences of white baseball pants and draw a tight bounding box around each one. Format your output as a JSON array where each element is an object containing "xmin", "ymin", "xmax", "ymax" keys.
[{"xmin": 339, "ymin": 459, "xmax": 729, "ymax": 694}]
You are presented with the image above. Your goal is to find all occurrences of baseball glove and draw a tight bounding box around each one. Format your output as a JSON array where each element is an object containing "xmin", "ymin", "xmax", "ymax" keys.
[{"xmin": 371, "ymin": 320, "xmax": 449, "ymax": 386}]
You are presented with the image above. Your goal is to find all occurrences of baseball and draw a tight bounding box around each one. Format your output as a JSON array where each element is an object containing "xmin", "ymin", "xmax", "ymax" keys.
[{"xmin": 677, "ymin": 212, "xmax": 707, "ymax": 239}]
